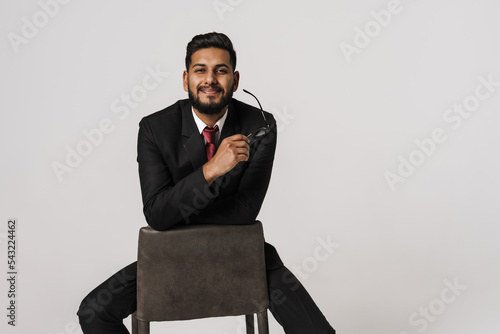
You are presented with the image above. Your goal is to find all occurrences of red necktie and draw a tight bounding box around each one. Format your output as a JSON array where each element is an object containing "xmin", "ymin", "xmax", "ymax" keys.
[{"xmin": 202, "ymin": 125, "xmax": 219, "ymax": 161}]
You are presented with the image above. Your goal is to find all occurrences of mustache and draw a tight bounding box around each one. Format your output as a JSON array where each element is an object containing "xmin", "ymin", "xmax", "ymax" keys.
[{"xmin": 198, "ymin": 85, "xmax": 223, "ymax": 92}]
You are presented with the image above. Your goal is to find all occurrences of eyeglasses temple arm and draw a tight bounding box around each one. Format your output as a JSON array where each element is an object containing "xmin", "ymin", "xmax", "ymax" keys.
[{"xmin": 243, "ymin": 89, "xmax": 268, "ymax": 124}]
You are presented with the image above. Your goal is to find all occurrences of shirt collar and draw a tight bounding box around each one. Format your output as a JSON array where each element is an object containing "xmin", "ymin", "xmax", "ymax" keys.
[{"xmin": 191, "ymin": 106, "xmax": 228, "ymax": 142}]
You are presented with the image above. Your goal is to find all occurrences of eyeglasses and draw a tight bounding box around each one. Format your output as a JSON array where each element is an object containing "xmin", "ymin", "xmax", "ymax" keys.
[{"xmin": 243, "ymin": 89, "xmax": 271, "ymax": 145}]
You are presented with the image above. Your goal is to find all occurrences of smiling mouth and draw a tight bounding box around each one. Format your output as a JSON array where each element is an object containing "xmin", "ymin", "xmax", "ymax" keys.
[{"xmin": 199, "ymin": 87, "xmax": 222, "ymax": 95}]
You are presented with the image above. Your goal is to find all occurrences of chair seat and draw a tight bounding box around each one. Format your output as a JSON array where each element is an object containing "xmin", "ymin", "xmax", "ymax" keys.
[{"xmin": 132, "ymin": 221, "xmax": 270, "ymax": 333}]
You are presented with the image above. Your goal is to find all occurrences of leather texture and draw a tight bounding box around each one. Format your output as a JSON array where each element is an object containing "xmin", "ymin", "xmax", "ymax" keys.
[{"xmin": 136, "ymin": 221, "xmax": 269, "ymax": 322}]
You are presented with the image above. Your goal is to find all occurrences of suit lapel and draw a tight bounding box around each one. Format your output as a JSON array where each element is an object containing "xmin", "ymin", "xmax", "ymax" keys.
[
  {"xmin": 218, "ymin": 101, "xmax": 240, "ymax": 146},
  {"xmin": 181, "ymin": 102, "xmax": 207, "ymax": 170}
]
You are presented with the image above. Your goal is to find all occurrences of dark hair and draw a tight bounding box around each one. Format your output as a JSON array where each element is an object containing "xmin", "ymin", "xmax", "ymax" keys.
[{"xmin": 185, "ymin": 32, "xmax": 237, "ymax": 71}]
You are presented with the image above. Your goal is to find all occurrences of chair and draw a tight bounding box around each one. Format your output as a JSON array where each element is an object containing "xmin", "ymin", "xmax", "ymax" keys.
[{"xmin": 131, "ymin": 221, "xmax": 270, "ymax": 334}]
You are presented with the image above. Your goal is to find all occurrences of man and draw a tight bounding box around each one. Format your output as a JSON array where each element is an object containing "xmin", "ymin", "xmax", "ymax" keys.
[{"xmin": 77, "ymin": 32, "xmax": 335, "ymax": 334}]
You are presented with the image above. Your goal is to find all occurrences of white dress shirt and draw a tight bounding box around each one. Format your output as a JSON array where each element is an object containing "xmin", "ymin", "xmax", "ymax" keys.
[{"xmin": 191, "ymin": 107, "xmax": 229, "ymax": 144}]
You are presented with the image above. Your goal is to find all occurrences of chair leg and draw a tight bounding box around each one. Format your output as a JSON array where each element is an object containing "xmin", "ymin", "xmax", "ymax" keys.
[
  {"xmin": 131, "ymin": 312, "xmax": 138, "ymax": 334},
  {"xmin": 246, "ymin": 314, "xmax": 255, "ymax": 334},
  {"xmin": 257, "ymin": 310, "xmax": 269, "ymax": 334},
  {"xmin": 137, "ymin": 320, "xmax": 150, "ymax": 334}
]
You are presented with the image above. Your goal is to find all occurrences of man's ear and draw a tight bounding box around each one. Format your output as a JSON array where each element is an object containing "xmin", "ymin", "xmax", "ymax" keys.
[
  {"xmin": 183, "ymin": 70, "xmax": 188, "ymax": 92},
  {"xmin": 232, "ymin": 71, "xmax": 240, "ymax": 92}
]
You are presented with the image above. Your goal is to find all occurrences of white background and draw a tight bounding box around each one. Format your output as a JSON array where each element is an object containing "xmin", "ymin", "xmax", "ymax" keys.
[{"xmin": 1, "ymin": 0, "xmax": 500, "ymax": 333}]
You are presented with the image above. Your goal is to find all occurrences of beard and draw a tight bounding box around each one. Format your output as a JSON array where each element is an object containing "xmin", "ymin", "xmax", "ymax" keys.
[{"xmin": 188, "ymin": 84, "xmax": 233, "ymax": 115}]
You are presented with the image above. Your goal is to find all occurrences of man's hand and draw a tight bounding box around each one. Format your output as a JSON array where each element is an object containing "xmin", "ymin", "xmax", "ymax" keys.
[{"xmin": 203, "ymin": 134, "xmax": 250, "ymax": 186}]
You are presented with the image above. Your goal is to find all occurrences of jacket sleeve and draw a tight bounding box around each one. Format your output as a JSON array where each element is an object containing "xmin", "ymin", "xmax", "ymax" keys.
[{"xmin": 137, "ymin": 114, "xmax": 277, "ymax": 230}]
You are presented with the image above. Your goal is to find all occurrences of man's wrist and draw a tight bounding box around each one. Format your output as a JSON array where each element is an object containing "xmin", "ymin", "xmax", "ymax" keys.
[{"xmin": 202, "ymin": 163, "xmax": 218, "ymax": 186}]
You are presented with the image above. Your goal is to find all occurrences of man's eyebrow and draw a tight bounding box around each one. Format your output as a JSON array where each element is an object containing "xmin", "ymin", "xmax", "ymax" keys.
[{"xmin": 191, "ymin": 63, "xmax": 230, "ymax": 69}]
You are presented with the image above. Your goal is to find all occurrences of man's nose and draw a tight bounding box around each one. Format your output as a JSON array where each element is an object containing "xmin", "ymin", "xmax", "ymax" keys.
[{"xmin": 205, "ymin": 71, "xmax": 218, "ymax": 85}]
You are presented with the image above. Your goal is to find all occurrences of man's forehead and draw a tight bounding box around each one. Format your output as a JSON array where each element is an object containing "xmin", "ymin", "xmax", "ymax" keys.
[{"xmin": 191, "ymin": 48, "xmax": 231, "ymax": 67}]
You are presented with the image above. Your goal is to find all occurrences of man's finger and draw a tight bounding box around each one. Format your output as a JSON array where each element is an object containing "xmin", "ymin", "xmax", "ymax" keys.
[
  {"xmin": 235, "ymin": 141, "xmax": 250, "ymax": 150},
  {"xmin": 235, "ymin": 147, "xmax": 249, "ymax": 155},
  {"xmin": 227, "ymin": 139, "xmax": 249, "ymax": 150},
  {"xmin": 228, "ymin": 134, "xmax": 249, "ymax": 142}
]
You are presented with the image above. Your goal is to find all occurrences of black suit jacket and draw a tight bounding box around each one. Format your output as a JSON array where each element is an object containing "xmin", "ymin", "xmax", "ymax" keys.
[{"xmin": 137, "ymin": 98, "xmax": 283, "ymax": 270}]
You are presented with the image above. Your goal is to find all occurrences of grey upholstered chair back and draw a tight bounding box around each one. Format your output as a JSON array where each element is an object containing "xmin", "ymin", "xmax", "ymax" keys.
[{"xmin": 131, "ymin": 222, "xmax": 269, "ymax": 333}]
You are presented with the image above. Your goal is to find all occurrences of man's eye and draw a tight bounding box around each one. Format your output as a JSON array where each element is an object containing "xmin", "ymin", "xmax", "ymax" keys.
[{"xmin": 216, "ymin": 69, "xmax": 227, "ymax": 73}]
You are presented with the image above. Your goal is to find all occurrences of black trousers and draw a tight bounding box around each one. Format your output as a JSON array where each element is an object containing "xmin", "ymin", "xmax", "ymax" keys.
[{"xmin": 77, "ymin": 261, "xmax": 335, "ymax": 334}]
